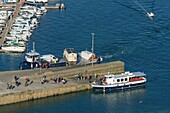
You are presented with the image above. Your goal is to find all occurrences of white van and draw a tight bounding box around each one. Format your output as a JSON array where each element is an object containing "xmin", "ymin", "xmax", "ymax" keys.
[{"xmin": 40, "ymin": 54, "xmax": 59, "ymax": 64}]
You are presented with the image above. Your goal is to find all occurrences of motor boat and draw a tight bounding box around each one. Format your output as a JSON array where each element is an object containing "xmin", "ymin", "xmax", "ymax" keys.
[{"xmin": 91, "ymin": 71, "xmax": 147, "ymax": 92}]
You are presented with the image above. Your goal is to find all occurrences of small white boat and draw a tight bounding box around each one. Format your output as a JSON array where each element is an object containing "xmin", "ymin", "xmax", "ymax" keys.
[
  {"xmin": 6, "ymin": 0, "xmax": 17, "ymax": 4},
  {"xmin": 91, "ymin": 71, "xmax": 147, "ymax": 92},
  {"xmin": 20, "ymin": 6, "xmax": 37, "ymax": 14},
  {"xmin": 25, "ymin": 50, "xmax": 40, "ymax": 63},
  {"xmin": 0, "ymin": 23, "xmax": 6, "ymax": 27},
  {"xmin": 15, "ymin": 17, "xmax": 28, "ymax": 23},
  {"xmin": 5, "ymin": 35, "xmax": 18, "ymax": 41},
  {"xmin": 22, "ymin": 30, "xmax": 32, "ymax": 38},
  {"xmin": 1, "ymin": 43, "xmax": 26, "ymax": 53},
  {"xmin": 77, "ymin": 50, "xmax": 102, "ymax": 65},
  {"xmin": 36, "ymin": 10, "xmax": 44, "ymax": 16},
  {"xmin": 63, "ymin": 48, "xmax": 77, "ymax": 65},
  {"xmin": 147, "ymin": 12, "xmax": 155, "ymax": 19},
  {"xmin": 0, "ymin": 19, "xmax": 6, "ymax": 23},
  {"xmin": 15, "ymin": 34, "xmax": 29, "ymax": 42},
  {"xmin": 25, "ymin": 42, "xmax": 40, "ymax": 63},
  {"xmin": 31, "ymin": 18, "xmax": 39, "ymax": 25},
  {"xmin": 56, "ymin": 3, "xmax": 66, "ymax": 9},
  {"xmin": 38, "ymin": 6, "xmax": 47, "ymax": 13},
  {"xmin": 5, "ymin": 40, "xmax": 26, "ymax": 46}
]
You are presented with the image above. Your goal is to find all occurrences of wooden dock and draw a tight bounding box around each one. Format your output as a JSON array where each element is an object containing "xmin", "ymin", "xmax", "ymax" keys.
[
  {"xmin": 0, "ymin": 2, "xmax": 65, "ymax": 47},
  {"xmin": 0, "ymin": 3, "xmax": 22, "ymax": 46}
]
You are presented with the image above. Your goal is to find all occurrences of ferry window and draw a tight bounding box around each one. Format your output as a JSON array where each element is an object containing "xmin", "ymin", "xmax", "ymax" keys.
[
  {"xmin": 121, "ymin": 79, "xmax": 123, "ymax": 82},
  {"xmin": 117, "ymin": 79, "xmax": 120, "ymax": 82},
  {"xmin": 125, "ymin": 78, "xmax": 127, "ymax": 81}
]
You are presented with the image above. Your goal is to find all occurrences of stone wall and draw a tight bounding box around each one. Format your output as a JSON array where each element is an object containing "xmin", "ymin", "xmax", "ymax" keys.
[{"xmin": 0, "ymin": 84, "xmax": 92, "ymax": 105}]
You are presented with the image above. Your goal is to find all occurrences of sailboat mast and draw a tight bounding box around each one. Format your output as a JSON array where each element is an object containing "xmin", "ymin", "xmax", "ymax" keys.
[
  {"xmin": 33, "ymin": 42, "xmax": 35, "ymax": 52},
  {"xmin": 91, "ymin": 33, "xmax": 95, "ymax": 67}
]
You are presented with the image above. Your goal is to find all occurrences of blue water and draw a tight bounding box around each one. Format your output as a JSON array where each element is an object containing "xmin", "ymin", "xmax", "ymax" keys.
[{"xmin": 0, "ymin": 0, "xmax": 170, "ymax": 112}]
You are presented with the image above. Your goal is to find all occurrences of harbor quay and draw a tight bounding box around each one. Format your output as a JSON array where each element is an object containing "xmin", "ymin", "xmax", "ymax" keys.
[{"xmin": 0, "ymin": 61, "xmax": 124, "ymax": 105}]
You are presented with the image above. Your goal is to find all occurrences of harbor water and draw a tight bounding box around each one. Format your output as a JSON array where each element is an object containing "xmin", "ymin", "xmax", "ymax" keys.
[{"xmin": 0, "ymin": 0, "xmax": 170, "ymax": 112}]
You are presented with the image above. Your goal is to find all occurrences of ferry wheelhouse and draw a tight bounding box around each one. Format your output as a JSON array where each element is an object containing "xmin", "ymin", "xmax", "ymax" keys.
[{"xmin": 91, "ymin": 71, "xmax": 147, "ymax": 92}]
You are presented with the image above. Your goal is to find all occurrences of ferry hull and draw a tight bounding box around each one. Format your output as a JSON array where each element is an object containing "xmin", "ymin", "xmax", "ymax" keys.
[{"xmin": 92, "ymin": 82, "xmax": 146, "ymax": 92}]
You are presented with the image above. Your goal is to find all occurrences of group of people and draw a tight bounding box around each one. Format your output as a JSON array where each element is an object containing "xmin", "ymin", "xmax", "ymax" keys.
[
  {"xmin": 77, "ymin": 73, "xmax": 92, "ymax": 82},
  {"xmin": 7, "ymin": 76, "xmax": 33, "ymax": 90},
  {"xmin": 25, "ymin": 76, "xmax": 33, "ymax": 86},
  {"xmin": 6, "ymin": 74, "xmax": 68, "ymax": 90},
  {"xmin": 92, "ymin": 74, "xmax": 105, "ymax": 85},
  {"xmin": 40, "ymin": 74, "xmax": 67, "ymax": 85},
  {"xmin": 51, "ymin": 77, "xmax": 67, "ymax": 84},
  {"xmin": 41, "ymin": 74, "xmax": 47, "ymax": 84},
  {"xmin": 7, "ymin": 83, "xmax": 15, "ymax": 90},
  {"xmin": 7, "ymin": 76, "xmax": 21, "ymax": 90},
  {"xmin": 14, "ymin": 76, "xmax": 21, "ymax": 87}
]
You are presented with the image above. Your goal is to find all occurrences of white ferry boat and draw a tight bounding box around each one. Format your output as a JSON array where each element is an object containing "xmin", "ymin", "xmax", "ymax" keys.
[{"xmin": 91, "ymin": 71, "xmax": 147, "ymax": 92}]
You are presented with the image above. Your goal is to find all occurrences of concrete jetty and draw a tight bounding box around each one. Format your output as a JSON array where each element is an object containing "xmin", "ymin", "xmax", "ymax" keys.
[{"xmin": 0, "ymin": 61, "xmax": 124, "ymax": 105}]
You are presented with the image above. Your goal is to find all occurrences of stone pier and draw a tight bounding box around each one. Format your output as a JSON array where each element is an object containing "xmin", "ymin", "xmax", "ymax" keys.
[{"xmin": 0, "ymin": 61, "xmax": 124, "ymax": 105}]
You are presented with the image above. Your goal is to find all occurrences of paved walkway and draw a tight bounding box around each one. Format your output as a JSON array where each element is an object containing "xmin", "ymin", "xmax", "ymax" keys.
[
  {"xmin": 0, "ymin": 65, "xmax": 92, "ymax": 96},
  {"xmin": 0, "ymin": 61, "xmax": 124, "ymax": 95}
]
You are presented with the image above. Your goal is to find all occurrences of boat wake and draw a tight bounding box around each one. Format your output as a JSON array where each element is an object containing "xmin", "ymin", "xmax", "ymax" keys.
[
  {"xmin": 112, "ymin": 0, "xmax": 142, "ymax": 13},
  {"xmin": 101, "ymin": 54, "xmax": 114, "ymax": 59},
  {"xmin": 112, "ymin": 0, "xmax": 156, "ymax": 20},
  {"xmin": 100, "ymin": 50, "xmax": 125, "ymax": 60}
]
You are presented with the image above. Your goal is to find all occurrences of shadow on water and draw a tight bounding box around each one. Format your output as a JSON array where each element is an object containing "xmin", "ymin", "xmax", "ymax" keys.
[
  {"xmin": 0, "ymin": 90, "xmax": 90, "ymax": 113},
  {"xmin": 0, "ymin": 88, "xmax": 146, "ymax": 113},
  {"xmin": 92, "ymin": 86, "xmax": 146, "ymax": 94}
]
